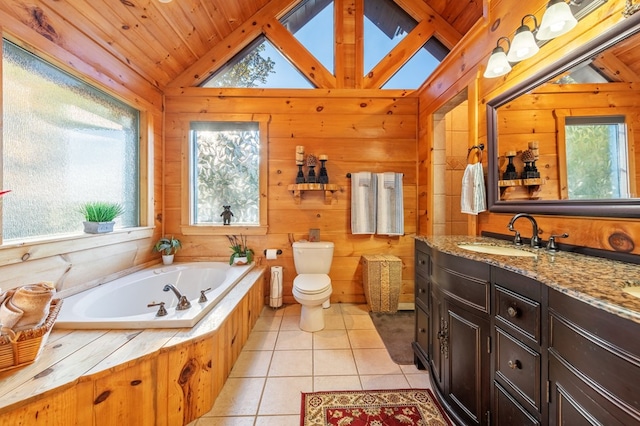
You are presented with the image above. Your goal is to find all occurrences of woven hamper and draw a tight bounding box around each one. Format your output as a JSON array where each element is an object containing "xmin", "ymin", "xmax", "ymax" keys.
[
  {"xmin": 361, "ymin": 255, "xmax": 402, "ymax": 313},
  {"xmin": 0, "ymin": 298, "xmax": 62, "ymax": 371}
]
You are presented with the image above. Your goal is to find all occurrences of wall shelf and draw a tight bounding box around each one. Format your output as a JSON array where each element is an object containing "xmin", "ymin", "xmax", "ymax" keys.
[
  {"xmin": 287, "ymin": 183, "xmax": 341, "ymax": 204},
  {"xmin": 499, "ymin": 178, "xmax": 543, "ymax": 199}
]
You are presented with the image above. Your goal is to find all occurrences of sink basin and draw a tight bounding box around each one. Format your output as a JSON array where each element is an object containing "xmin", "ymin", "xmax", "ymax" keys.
[
  {"xmin": 457, "ymin": 244, "xmax": 537, "ymax": 257},
  {"xmin": 623, "ymin": 286, "xmax": 640, "ymax": 299}
]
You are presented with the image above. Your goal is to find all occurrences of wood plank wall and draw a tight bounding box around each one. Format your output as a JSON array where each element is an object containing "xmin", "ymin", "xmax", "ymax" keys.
[
  {"xmin": 0, "ymin": 8, "xmax": 164, "ymax": 295},
  {"xmin": 164, "ymin": 88, "xmax": 418, "ymax": 305},
  {"xmin": 418, "ymin": 0, "xmax": 640, "ymax": 256}
]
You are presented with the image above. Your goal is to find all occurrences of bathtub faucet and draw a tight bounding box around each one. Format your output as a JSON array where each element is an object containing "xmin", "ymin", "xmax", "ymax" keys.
[{"xmin": 163, "ymin": 284, "xmax": 192, "ymax": 310}]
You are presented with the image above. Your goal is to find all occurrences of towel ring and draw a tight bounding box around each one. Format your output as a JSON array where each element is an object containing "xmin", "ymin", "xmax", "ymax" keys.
[{"xmin": 467, "ymin": 144, "xmax": 484, "ymax": 164}]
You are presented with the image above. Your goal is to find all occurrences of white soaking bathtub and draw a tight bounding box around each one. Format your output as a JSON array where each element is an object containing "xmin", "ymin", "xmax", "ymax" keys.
[{"xmin": 55, "ymin": 262, "xmax": 254, "ymax": 329}]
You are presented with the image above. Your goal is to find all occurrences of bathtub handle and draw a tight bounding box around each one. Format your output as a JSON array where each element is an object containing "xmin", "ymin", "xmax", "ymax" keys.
[
  {"xmin": 199, "ymin": 288, "xmax": 213, "ymax": 303},
  {"xmin": 147, "ymin": 301, "xmax": 168, "ymax": 317}
]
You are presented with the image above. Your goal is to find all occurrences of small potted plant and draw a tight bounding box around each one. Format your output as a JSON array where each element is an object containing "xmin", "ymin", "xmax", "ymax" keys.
[
  {"xmin": 79, "ymin": 201, "xmax": 124, "ymax": 234},
  {"xmin": 153, "ymin": 236, "xmax": 182, "ymax": 265},
  {"xmin": 227, "ymin": 235, "xmax": 254, "ymax": 265}
]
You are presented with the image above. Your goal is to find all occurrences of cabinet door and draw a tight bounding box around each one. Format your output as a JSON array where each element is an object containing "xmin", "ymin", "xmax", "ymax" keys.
[{"xmin": 445, "ymin": 301, "xmax": 491, "ymax": 426}]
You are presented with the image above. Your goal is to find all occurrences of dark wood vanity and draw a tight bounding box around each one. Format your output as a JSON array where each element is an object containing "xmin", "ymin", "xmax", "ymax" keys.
[{"xmin": 413, "ymin": 236, "xmax": 640, "ymax": 426}]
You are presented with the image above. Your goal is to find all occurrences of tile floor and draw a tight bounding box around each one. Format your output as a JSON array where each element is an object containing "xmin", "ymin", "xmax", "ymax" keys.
[{"xmin": 188, "ymin": 303, "xmax": 433, "ymax": 425}]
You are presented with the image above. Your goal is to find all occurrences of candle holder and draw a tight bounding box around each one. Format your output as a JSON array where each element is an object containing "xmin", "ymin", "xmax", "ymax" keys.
[
  {"xmin": 307, "ymin": 165, "xmax": 317, "ymax": 183},
  {"xmin": 502, "ymin": 153, "xmax": 518, "ymax": 180},
  {"xmin": 318, "ymin": 158, "xmax": 329, "ymax": 184},
  {"xmin": 295, "ymin": 163, "xmax": 305, "ymax": 183}
]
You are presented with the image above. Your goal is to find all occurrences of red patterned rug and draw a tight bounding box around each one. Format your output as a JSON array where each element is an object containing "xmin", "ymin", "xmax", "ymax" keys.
[{"xmin": 300, "ymin": 388, "xmax": 452, "ymax": 425}]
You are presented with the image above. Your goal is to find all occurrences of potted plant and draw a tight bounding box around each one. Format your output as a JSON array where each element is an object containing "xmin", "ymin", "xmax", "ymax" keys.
[
  {"xmin": 79, "ymin": 201, "xmax": 124, "ymax": 234},
  {"xmin": 153, "ymin": 236, "xmax": 182, "ymax": 265},
  {"xmin": 227, "ymin": 235, "xmax": 254, "ymax": 265}
]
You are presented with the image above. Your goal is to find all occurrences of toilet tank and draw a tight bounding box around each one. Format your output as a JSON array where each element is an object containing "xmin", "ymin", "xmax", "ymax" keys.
[{"xmin": 292, "ymin": 241, "xmax": 334, "ymax": 274}]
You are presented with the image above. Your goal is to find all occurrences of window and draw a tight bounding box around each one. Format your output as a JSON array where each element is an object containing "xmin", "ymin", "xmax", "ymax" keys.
[
  {"xmin": 186, "ymin": 116, "xmax": 268, "ymax": 234},
  {"xmin": 2, "ymin": 40, "xmax": 140, "ymax": 241},
  {"xmin": 564, "ymin": 116, "xmax": 629, "ymax": 199}
]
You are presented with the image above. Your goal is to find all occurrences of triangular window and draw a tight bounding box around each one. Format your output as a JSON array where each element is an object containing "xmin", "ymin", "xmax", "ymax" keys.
[
  {"xmin": 383, "ymin": 37, "xmax": 449, "ymax": 89},
  {"xmin": 200, "ymin": 36, "xmax": 313, "ymax": 88},
  {"xmin": 281, "ymin": 0, "xmax": 334, "ymax": 74}
]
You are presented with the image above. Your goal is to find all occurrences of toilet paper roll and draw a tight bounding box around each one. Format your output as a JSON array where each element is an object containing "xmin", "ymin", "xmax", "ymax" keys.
[{"xmin": 265, "ymin": 249, "xmax": 279, "ymax": 260}]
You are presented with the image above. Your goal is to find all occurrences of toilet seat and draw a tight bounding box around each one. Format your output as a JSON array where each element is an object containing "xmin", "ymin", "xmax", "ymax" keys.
[{"xmin": 293, "ymin": 274, "xmax": 331, "ymax": 295}]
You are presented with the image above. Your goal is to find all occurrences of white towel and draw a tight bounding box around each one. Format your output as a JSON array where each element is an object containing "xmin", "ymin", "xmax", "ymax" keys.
[
  {"xmin": 461, "ymin": 162, "xmax": 487, "ymax": 215},
  {"xmin": 376, "ymin": 172, "xmax": 404, "ymax": 236},
  {"xmin": 351, "ymin": 172, "xmax": 377, "ymax": 234}
]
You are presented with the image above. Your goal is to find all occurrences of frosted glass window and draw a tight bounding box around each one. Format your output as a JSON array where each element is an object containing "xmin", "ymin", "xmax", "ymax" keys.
[
  {"xmin": 2, "ymin": 40, "xmax": 140, "ymax": 240},
  {"xmin": 190, "ymin": 122, "xmax": 260, "ymax": 225}
]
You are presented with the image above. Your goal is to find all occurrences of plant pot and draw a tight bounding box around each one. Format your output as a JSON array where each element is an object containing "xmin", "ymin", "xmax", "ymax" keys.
[
  {"xmin": 233, "ymin": 256, "xmax": 248, "ymax": 265},
  {"xmin": 162, "ymin": 254, "xmax": 174, "ymax": 265},
  {"xmin": 83, "ymin": 221, "xmax": 115, "ymax": 234}
]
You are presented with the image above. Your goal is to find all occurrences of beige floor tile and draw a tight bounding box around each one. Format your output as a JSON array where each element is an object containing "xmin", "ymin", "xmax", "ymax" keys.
[
  {"xmin": 275, "ymin": 329, "xmax": 313, "ymax": 350},
  {"xmin": 353, "ymin": 348, "xmax": 402, "ymax": 375},
  {"xmin": 322, "ymin": 314, "xmax": 346, "ymax": 330},
  {"xmin": 347, "ymin": 329, "xmax": 386, "ymax": 348},
  {"xmin": 343, "ymin": 314, "xmax": 375, "ymax": 330},
  {"xmin": 283, "ymin": 304, "xmax": 302, "ymax": 316},
  {"xmin": 314, "ymin": 349, "xmax": 358, "ymax": 376},
  {"xmin": 280, "ymin": 315, "xmax": 302, "ymax": 331},
  {"xmin": 314, "ymin": 375, "xmax": 362, "ymax": 391},
  {"xmin": 207, "ymin": 377, "xmax": 265, "ymax": 416},
  {"xmin": 253, "ymin": 314, "xmax": 283, "ymax": 331},
  {"xmin": 195, "ymin": 417, "xmax": 255, "ymax": 425},
  {"xmin": 261, "ymin": 306, "xmax": 285, "ymax": 317},
  {"xmin": 322, "ymin": 304, "xmax": 342, "ymax": 316},
  {"xmin": 313, "ymin": 329, "xmax": 350, "ymax": 349},
  {"xmin": 229, "ymin": 350, "xmax": 273, "ymax": 378},
  {"xmin": 400, "ymin": 363, "xmax": 427, "ymax": 375},
  {"xmin": 340, "ymin": 303, "xmax": 370, "ymax": 315},
  {"xmin": 269, "ymin": 349, "xmax": 312, "ymax": 376},
  {"xmin": 360, "ymin": 374, "xmax": 410, "ymax": 390},
  {"xmin": 258, "ymin": 376, "xmax": 313, "ymax": 415},
  {"xmin": 405, "ymin": 372, "xmax": 432, "ymax": 388},
  {"xmin": 255, "ymin": 415, "xmax": 301, "ymax": 425},
  {"xmin": 243, "ymin": 331, "xmax": 278, "ymax": 351}
]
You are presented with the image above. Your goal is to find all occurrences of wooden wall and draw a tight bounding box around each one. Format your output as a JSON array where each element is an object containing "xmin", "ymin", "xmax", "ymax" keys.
[
  {"xmin": 164, "ymin": 88, "xmax": 418, "ymax": 305},
  {"xmin": 418, "ymin": 0, "xmax": 640, "ymax": 256},
  {"xmin": 0, "ymin": 8, "xmax": 164, "ymax": 295}
]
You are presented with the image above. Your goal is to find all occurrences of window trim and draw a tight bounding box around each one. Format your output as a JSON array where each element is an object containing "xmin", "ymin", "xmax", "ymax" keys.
[{"xmin": 180, "ymin": 113, "xmax": 270, "ymax": 236}]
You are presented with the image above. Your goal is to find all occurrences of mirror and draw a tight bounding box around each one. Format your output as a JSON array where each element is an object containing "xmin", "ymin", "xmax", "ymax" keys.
[{"xmin": 487, "ymin": 13, "xmax": 640, "ymax": 217}]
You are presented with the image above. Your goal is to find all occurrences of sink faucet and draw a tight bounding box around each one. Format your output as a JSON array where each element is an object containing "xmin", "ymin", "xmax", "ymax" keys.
[
  {"xmin": 507, "ymin": 213, "xmax": 542, "ymax": 248},
  {"xmin": 163, "ymin": 284, "xmax": 192, "ymax": 310}
]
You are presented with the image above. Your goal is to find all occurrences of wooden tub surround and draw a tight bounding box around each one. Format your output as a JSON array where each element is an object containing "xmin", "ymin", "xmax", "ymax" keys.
[{"xmin": 0, "ymin": 267, "xmax": 265, "ymax": 426}]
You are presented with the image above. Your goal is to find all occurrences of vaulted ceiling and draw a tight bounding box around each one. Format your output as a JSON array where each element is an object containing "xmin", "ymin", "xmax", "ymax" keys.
[{"xmin": 0, "ymin": 0, "xmax": 483, "ymax": 90}]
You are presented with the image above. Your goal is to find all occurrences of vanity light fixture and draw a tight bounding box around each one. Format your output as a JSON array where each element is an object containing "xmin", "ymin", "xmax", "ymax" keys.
[
  {"xmin": 537, "ymin": 0, "xmax": 578, "ymax": 40},
  {"xmin": 506, "ymin": 15, "xmax": 540, "ymax": 62},
  {"xmin": 483, "ymin": 37, "xmax": 512, "ymax": 78}
]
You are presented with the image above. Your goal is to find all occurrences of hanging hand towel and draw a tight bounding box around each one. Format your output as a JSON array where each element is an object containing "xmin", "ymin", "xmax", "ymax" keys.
[
  {"xmin": 351, "ymin": 172, "xmax": 377, "ymax": 234},
  {"xmin": 376, "ymin": 172, "xmax": 404, "ymax": 236},
  {"xmin": 461, "ymin": 162, "xmax": 487, "ymax": 215}
]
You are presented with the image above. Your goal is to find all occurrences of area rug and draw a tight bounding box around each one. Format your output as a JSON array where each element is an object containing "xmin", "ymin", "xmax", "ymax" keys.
[
  {"xmin": 300, "ymin": 388, "xmax": 451, "ymax": 426},
  {"xmin": 369, "ymin": 310, "xmax": 415, "ymax": 365}
]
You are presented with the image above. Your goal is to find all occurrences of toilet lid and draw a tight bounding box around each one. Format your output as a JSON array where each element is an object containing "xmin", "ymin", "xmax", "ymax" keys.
[{"xmin": 294, "ymin": 274, "xmax": 331, "ymax": 294}]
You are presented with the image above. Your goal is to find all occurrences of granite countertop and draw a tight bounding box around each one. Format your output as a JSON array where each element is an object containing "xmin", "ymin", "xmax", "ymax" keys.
[{"xmin": 416, "ymin": 235, "xmax": 640, "ymax": 325}]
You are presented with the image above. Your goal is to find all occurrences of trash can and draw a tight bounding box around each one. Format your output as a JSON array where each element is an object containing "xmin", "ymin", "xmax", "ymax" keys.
[{"xmin": 361, "ymin": 254, "xmax": 402, "ymax": 313}]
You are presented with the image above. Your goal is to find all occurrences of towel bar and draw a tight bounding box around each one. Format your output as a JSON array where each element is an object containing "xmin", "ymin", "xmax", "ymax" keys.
[{"xmin": 467, "ymin": 144, "xmax": 484, "ymax": 163}]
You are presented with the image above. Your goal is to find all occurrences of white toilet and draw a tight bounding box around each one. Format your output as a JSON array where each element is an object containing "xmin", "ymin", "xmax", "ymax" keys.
[{"xmin": 292, "ymin": 241, "xmax": 334, "ymax": 332}]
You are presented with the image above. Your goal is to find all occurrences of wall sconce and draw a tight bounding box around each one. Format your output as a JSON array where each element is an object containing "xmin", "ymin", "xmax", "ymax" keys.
[
  {"xmin": 506, "ymin": 15, "xmax": 540, "ymax": 62},
  {"xmin": 483, "ymin": 37, "xmax": 512, "ymax": 78},
  {"xmin": 537, "ymin": 0, "xmax": 578, "ymax": 40}
]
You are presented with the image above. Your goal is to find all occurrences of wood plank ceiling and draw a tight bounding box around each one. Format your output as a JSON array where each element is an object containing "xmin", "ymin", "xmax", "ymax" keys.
[{"xmin": 0, "ymin": 0, "xmax": 482, "ymax": 90}]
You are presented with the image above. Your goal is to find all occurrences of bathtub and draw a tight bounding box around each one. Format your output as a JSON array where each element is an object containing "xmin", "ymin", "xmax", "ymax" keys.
[{"xmin": 55, "ymin": 262, "xmax": 254, "ymax": 329}]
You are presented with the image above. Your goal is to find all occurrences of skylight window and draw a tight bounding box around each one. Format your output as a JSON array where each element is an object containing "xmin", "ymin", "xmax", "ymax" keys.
[
  {"xmin": 200, "ymin": 36, "xmax": 313, "ymax": 89},
  {"xmin": 281, "ymin": 0, "xmax": 334, "ymax": 73}
]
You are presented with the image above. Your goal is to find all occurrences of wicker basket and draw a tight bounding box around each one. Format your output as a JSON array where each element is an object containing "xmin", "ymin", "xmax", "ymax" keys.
[
  {"xmin": 0, "ymin": 298, "xmax": 62, "ymax": 372},
  {"xmin": 362, "ymin": 255, "xmax": 402, "ymax": 313}
]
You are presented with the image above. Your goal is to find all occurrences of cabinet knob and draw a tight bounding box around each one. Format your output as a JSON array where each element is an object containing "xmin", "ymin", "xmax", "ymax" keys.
[
  {"xmin": 419, "ymin": 259, "xmax": 426, "ymax": 265},
  {"xmin": 508, "ymin": 360, "xmax": 521, "ymax": 370},
  {"xmin": 419, "ymin": 328, "xmax": 426, "ymax": 333},
  {"xmin": 418, "ymin": 288, "xmax": 425, "ymax": 293},
  {"xmin": 507, "ymin": 306, "xmax": 520, "ymax": 318}
]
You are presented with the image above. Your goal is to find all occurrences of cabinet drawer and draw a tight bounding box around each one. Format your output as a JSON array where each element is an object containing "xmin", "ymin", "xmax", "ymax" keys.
[
  {"xmin": 415, "ymin": 248, "xmax": 430, "ymax": 278},
  {"xmin": 415, "ymin": 275, "xmax": 429, "ymax": 308},
  {"xmin": 495, "ymin": 327, "xmax": 541, "ymax": 412},
  {"xmin": 494, "ymin": 381, "xmax": 540, "ymax": 426},
  {"xmin": 495, "ymin": 285, "xmax": 541, "ymax": 344}
]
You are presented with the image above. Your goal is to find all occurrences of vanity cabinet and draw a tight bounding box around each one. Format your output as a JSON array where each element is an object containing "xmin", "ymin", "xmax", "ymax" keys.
[
  {"xmin": 548, "ymin": 289, "xmax": 640, "ymax": 425},
  {"xmin": 413, "ymin": 239, "xmax": 640, "ymax": 426}
]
